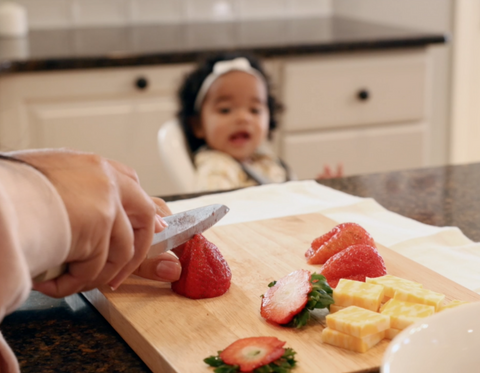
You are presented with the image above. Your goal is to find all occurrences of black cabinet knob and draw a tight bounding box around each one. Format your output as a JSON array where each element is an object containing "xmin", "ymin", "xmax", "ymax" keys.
[
  {"xmin": 357, "ymin": 89, "xmax": 370, "ymax": 101},
  {"xmin": 135, "ymin": 77, "xmax": 148, "ymax": 90}
]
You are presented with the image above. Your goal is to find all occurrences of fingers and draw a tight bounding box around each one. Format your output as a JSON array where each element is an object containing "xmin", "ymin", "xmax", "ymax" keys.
[
  {"xmin": 133, "ymin": 252, "xmax": 181, "ymax": 282},
  {"xmin": 152, "ymin": 197, "xmax": 172, "ymax": 216}
]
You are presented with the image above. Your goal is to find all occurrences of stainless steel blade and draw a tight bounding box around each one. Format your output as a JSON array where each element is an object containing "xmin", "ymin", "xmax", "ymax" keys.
[{"xmin": 147, "ymin": 204, "xmax": 229, "ymax": 258}]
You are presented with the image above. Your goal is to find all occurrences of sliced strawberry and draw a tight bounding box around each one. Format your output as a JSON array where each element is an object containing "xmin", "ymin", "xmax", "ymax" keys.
[
  {"xmin": 171, "ymin": 234, "xmax": 231, "ymax": 299},
  {"xmin": 320, "ymin": 244, "xmax": 387, "ymax": 288},
  {"xmin": 219, "ymin": 337, "xmax": 286, "ymax": 372},
  {"xmin": 260, "ymin": 269, "xmax": 312, "ymax": 325},
  {"xmin": 306, "ymin": 222, "xmax": 375, "ymax": 264}
]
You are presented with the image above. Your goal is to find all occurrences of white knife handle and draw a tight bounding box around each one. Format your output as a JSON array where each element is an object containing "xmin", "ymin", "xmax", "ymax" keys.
[{"xmin": 32, "ymin": 264, "xmax": 67, "ymax": 283}]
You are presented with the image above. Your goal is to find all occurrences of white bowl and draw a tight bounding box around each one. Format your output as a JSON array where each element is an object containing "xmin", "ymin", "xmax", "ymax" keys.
[{"xmin": 381, "ymin": 302, "xmax": 480, "ymax": 373}]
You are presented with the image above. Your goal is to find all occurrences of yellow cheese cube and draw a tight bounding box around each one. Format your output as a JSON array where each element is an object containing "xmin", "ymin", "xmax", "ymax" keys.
[
  {"xmin": 393, "ymin": 286, "xmax": 445, "ymax": 311},
  {"xmin": 326, "ymin": 306, "xmax": 390, "ymax": 338},
  {"xmin": 322, "ymin": 327, "xmax": 385, "ymax": 353},
  {"xmin": 366, "ymin": 275, "xmax": 423, "ymax": 301},
  {"xmin": 439, "ymin": 300, "xmax": 470, "ymax": 312},
  {"xmin": 333, "ymin": 279, "xmax": 385, "ymax": 312},
  {"xmin": 385, "ymin": 328, "xmax": 402, "ymax": 340},
  {"xmin": 380, "ymin": 299, "xmax": 435, "ymax": 330},
  {"xmin": 329, "ymin": 305, "xmax": 345, "ymax": 313}
]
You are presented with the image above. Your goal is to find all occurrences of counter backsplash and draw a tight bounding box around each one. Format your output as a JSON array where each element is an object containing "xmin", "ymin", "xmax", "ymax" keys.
[{"xmin": 5, "ymin": 0, "xmax": 331, "ymax": 30}]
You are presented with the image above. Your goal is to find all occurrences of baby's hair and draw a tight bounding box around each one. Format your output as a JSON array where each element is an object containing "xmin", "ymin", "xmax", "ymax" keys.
[{"xmin": 177, "ymin": 52, "xmax": 283, "ymax": 154}]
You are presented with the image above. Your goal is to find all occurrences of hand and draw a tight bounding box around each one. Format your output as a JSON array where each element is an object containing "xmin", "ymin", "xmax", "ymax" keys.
[
  {"xmin": 316, "ymin": 163, "xmax": 343, "ymax": 180},
  {"xmin": 15, "ymin": 149, "xmax": 175, "ymax": 297}
]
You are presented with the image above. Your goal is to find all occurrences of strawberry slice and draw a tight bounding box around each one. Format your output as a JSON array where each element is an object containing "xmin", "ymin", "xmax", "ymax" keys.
[
  {"xmin": 305, "ymin": 222, "xmax": 375, "ymax": 264},
  {"xmin": 171, "ymin": 234, "xmax": 231, "ymax": 299},
  {"xmin": 204, "ymin": 337, "xmax": 297, "ymax": 372},
  {"xmin": 220, "ymin": 337, "xmax": 285, "ymax": 372},
  {"xmin": 320, "ymin": 244, "xmax": 387, "ymax": 288},
  {"xmin": 260, "ymin": 270, "xmax": 334, "ymax": 328}
]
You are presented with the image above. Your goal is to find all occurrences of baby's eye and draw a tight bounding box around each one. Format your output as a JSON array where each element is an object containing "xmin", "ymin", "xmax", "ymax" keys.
[
  {"xmin": 218, "ymin": 107, "xmax": 231, "ymax": 114},
  {"xmin": 251, "ymin": 107, "xmax": 262, "ymax": 114}
]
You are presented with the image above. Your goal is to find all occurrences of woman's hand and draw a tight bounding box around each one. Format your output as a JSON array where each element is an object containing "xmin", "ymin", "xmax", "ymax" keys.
[{"xmin": 15, "ymin": 149, "xmax": 180, "ymax": 297}]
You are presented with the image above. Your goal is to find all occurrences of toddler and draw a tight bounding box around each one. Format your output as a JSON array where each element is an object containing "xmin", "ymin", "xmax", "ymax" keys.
[{"xmin": 177, "ymin": 53, "xmax": 295, "ymax": 192}]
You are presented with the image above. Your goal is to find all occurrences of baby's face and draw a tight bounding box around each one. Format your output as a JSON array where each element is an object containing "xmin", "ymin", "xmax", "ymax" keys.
[{"xmin": 195, "ymin": 70, "xmax": 269, "ymax": 162}]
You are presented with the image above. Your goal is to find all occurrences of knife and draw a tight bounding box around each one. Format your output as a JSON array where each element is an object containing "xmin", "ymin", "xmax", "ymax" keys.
[{"xmin": 32, "ymin": 204, "xmax": 229, "ymax": 283}]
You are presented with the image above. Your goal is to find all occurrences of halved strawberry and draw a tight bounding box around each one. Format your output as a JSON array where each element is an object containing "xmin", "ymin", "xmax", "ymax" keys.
[
  {"xmin": 204, "ymin": 337, "xmax": 297, "ymax": 372},
  {"xmin": 171, "ymin": 234, "xmax": 231, "ymax": 299},
  {"xmin": 260, "ymin": 270, "xmax": 334, "ymax": 328},
  {"xmin": 306, "ymin": 222, "xmax": 375, "ymax": 265},
  {"xmin": 320, "ymin": 244, "xmax": 387, "ymax": 288}
]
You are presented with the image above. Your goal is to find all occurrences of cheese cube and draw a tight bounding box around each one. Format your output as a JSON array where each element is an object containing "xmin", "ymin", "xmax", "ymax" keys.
[
  {"xmin": 333, "ymin": 279, "xmax": 385, "ymax": 312},
  {"xmin": 366, "ymin": 275, "xmax": 423, "ymax": 301},
  {"xmin": 385, "ymin": 328, "xmax": 402, "ymax": 340},
  {"xmin": 380, "ymin": 299, "xmax": 435, "ymax": 330},
  {"xmin": 326, "ymin": 306, "xmax": 390, "ymax": 338},
  {"xmin": 322, "ymin": 327, "xmax": 385, "ymax": 353},
  {"xmin": 439, "ymin": 300, "xmax": 470, "ymax": 311},
  {"xmin": 393, "ymin": 286, "xmax": 445, "ymax": 311},
  {"xmin": 329, "ymin": 305, "xmax": 345, "ymax": 313}
]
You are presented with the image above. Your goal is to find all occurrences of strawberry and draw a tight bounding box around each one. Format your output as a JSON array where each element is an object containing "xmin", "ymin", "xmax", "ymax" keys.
[
  {"xmin": 171, "ymin": 234, "xmax": 231, "ymax": 299},
  {"xmin": 305, "ymin": 222, "xmax": 375, "ymax": 265},
  {"xmin": 204, "ymin": 336, "xmax": 297, "ymax": 373},
  {"xmin": 260, "ymin": 270, "xmax": 334, "ymax": 328},
  {"xmin": 320, "ymin": 244, "xmax": 387, "ymax": 288}
]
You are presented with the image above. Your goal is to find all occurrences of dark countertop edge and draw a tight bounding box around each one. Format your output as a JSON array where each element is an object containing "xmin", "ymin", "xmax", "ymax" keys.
[{"xmin": 0, "ymin": 34, "xmax": 447, "ymax": 75}]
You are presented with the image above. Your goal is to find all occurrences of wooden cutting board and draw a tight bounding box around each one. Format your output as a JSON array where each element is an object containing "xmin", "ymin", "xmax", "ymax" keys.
[{"xmin": 84, "ymin": 212, "xmax": 480, "ymax": 373}]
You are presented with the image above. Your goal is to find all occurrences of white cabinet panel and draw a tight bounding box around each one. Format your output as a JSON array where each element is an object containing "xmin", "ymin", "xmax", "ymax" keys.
[
  {"xmin": 282, "ymin": 50, "xmax": 427, "ymax": 131},
  {"xmin": 282, "ymin": 123, "xmax": 427, "ymax": 179},
  {"xmin": 28, "ymin": 96, "xmax": 177, "ymax": 196}
]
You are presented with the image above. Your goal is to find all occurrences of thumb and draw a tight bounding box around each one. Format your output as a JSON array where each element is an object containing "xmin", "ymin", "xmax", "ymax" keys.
[{"xmin": 133, "ymin": 252, "xmax": 181, "ymax": 282}]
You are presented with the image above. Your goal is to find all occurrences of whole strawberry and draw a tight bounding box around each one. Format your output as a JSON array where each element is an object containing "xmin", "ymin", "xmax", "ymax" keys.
[
  {"xmin": 261, "ymin": 270, "xmax": 334, "ymax": 328},
  {"xmin": 171, "ymin": 234, "xmax": 231, "ymax": 299},
  {"xmin": 320, "ymin": 244, "xmax": 387, "ymax": 288},
  {"xmin": 305, "ymin": 222, "xmax": 375, "ymax": 264}
]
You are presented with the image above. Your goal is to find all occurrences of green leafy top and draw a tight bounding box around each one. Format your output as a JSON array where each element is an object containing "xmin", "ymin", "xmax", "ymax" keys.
[
  {"xmin": 204, "ymin": 348, "xmax": 297, "ymax": 373},
  {"xmin": 268, "ymin": 272, "xmax": 334, "ymax": 329}
]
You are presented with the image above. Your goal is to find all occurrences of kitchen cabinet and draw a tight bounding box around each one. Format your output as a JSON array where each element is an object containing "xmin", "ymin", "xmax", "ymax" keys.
[{"xmin": 0, "ymin": 48, "xmax": 430, "ymax": 195}]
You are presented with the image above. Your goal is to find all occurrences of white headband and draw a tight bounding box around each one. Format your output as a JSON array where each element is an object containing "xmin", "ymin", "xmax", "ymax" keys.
[{"xmin": 194, "ymin": 57, "xmax": 266, "ymax": 111}]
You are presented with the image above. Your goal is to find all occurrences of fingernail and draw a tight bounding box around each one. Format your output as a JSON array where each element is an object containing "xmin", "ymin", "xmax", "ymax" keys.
[
  {"xmin": 156, "ymin": 215, "xmax": 168, "ymax": 228},
  {"xmin": 156, "ymin": 261, "xmax": 181, "ymax": 282}
]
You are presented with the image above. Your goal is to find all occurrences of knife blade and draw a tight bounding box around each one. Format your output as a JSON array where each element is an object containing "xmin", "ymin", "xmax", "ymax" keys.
[
  {"xmin": 32, "ymin": 204, "xmax": 229, "ymax": 283},
  {"xmin": 147, "ymin": 203, "xmax": 229, "ymax": 257}
]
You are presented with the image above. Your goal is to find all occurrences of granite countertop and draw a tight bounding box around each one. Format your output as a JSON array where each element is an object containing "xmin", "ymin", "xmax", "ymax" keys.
[
  {"xmin": 2, "ymin": 162, "xmax": 479, "ymax": 372},
  {"xmin": 0, "ymin": 16, "xmax": 446, "ymax": 74}
]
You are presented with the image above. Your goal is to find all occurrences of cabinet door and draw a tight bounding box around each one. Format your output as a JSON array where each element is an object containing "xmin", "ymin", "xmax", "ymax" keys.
[
  {"xmin": 282, "ymin": 123, "xmax": 427, "ymax": 179},
  {"xmin": 28, "ymin": 96, "xmax": 176, "ymax": 196}
]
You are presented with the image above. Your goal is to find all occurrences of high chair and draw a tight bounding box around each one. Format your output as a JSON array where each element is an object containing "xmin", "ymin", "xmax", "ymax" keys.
[{"xmin": 157, "ymin": 119, "xmax": 196, "ymax": 194}]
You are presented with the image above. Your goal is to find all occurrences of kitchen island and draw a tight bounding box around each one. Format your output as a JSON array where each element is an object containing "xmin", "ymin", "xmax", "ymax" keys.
[{"xmin": 1, "ymin": 162, "xmax": 479, "ymax": 372}]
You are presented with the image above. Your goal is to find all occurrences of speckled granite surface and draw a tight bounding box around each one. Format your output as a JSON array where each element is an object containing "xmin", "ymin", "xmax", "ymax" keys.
[
  {"xmin": 0, "ymin": 16, "xmax": 446, "ymax": 74},
  {"xmin": 2, "ymin": 163, "xmax": 478, "ymax": 372}
]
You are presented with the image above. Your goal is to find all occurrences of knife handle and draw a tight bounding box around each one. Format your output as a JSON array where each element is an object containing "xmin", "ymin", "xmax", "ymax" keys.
[{"xmin": 32, "ymin": 264, "xmax": 67, "ymax": 283}]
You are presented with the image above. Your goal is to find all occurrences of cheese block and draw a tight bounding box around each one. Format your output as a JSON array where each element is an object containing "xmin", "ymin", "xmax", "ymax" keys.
[
  {"xmin": 385, "ymin": 328, "xmax": 402, "ymax": 340},
  {"xmin": 329, "ymin": 305, "xmax": 345, "ymax": 313},
  {"xmin": 393, "ymin": 286, "xmax": 445, "ymax": 311},
  {"xmin": 366, "ymin": 275, "xmax": 423, "ymax": 301},
  {"xmin": 439, "ymin": 300, "xmax": 470, "ymax": 311},
  {"xmin": 322, "ymin": 327, "xmax": 385, "ymax": 353},
  {"xmin": 326, "ymin": 306, "xmax": 390, "ymax": 338},
  {"xmin": 380, "ymin": 299, "xmax": 435, "ymax": 330},
  {"xmin": 333, "ymin": 279, "xmax": 385, "ymax": 312}
]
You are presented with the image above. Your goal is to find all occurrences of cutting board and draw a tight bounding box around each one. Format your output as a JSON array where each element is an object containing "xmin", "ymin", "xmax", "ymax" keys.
[{"xmin": 84, "ymin": 212, "xmax": 480, "ymax": 373}]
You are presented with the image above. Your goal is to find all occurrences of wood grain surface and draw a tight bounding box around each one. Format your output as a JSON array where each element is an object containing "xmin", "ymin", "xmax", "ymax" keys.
[{"xmin": 84, "ymin": 212, "xmax": 480, "ymax": 373}]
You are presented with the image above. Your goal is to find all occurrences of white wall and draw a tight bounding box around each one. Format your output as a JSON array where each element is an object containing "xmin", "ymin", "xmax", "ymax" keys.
[
  {"xmin": 0, "ymin": 0, "xmax": 332, "ymax": 29},
  {"xmin": 333, "ymin": 0, "xmax": 454, "ymax": 166}
]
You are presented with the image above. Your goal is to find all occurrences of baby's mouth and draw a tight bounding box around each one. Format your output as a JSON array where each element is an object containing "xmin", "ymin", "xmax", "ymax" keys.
[{"xmin": 229, "ymin": 131, "xmax": 251, "ymax": 144}]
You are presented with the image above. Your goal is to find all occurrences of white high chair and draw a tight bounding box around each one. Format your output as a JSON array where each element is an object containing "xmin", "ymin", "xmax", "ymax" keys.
[{"xmin": 157, "ymin": 119, "xmax": 196, "ymax": 194}]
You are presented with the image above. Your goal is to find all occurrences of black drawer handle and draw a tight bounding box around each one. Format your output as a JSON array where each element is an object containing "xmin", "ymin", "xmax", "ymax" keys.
[
  {"xmin": 357, "ymin": 89, "xmax": 370, "ymax": 101},
  {"xmin": 135, "ymin": 77, "xmax": 148, "ymax": 90}
]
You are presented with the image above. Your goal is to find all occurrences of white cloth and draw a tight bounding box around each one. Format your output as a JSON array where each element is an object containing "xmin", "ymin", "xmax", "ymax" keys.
[
  {"xmin": 167, "ymin": 180, "xmax": 480, "ymax": 294},
  {"xmin": 0, "ymin": 160, "xmax": 71, "ymax": 373}
]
